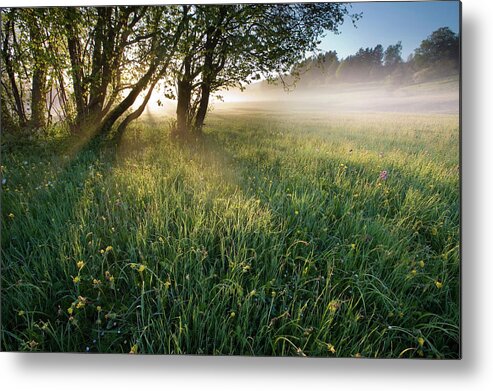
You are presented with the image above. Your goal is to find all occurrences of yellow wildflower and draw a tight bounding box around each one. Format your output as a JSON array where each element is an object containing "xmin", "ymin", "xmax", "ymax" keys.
[
  {"xmin": 435, "ymin": 281, "xmax": 443, "ymax": 289},
  {"xmin": 130, "ymin": 344, "xmax": 138, "ymax": 354},
  {"xmin": 410, "ymin": 269, "xmax": 417, "ymax": 277},
  {"xmin": 73, "ymin": 276, "xmax": 80, "ymax": 284},
  {"xmin": 138, "ymin": 264, "xmax": 146, "ymax": 273},
  {"xmin": 8, "ymin": 213, "xmax": 14, "ymax": 219},
  {"xmin": 327, "ymin": 343, "xmax": 336, "ymax": 354},
  {"xmin": 419, "ymin": 260, "xmax": 425, "ymax": 268},
  {"xmin": 105, "ymin": 246, "xmax": 113, "ymax": 252},
  {"xmin": 328, "ymin": 300, "xmax": 340, "ymax": 313},
  {"xmin": 28, "ymin": 340, "xmax": 39, "ymax": 349},
  {"xmin": 67, "ymin": 307, "xmax": 73, "ymax": 315},
  {"xmin": 351, "ymin": 243, "xmax": 356, "ymax": 250},
  {"xmin": 230, "ymin": 311, "xmax": 236, "ymax": 318},
  {"xmin": 96, "ymin": 306, "xmax": 102, "ymax": 312},
  {"xmin": 76, "ymin": 260, "xmax": 85, "ymax": 270},
  {"xmin": 18, "ymin": 310, "xmax": 25, "ymax": 316},
  {"xmin": 418, "ymin": 337, "xmax": 425, "ymax": 347},
  {"xmin": 93, "ymin": 279, "xmax": 101, "ymax": 288}
]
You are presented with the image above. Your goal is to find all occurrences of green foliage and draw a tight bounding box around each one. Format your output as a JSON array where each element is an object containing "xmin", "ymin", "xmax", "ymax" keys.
[
  {"xmin": 336, "ymin": 44, "xmax": 385, "ymax": 82},
  {"xmin": 1, "ymin": 111, "xmax": 459, "ymax": 357},
  {"xmin": 409, "ymin": 27, "xmax": 460, "ymax": 84},
  {"xmin": 413, "ymin": 27, "xmax": 460, "ymax": 69},
  {"xmin": 384, "ymin": 41, "xmax": 403, "ymax": 68}
]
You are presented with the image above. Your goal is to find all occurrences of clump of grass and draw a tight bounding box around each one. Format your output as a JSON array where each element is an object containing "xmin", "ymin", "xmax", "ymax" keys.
[{"xmin": 1, "ymin": 111, "xmax": 459, "ymax": 357}]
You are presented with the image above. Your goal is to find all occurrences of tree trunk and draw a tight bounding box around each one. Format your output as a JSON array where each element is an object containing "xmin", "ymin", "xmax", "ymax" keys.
[
  {"xmin": 65, "ymin": 9, "xmax": 87, "ymax": 130},
  {"xmin": 194, "ymin": 82, "xmax": 210, "ymax": 133},
  {"xmin": 87, "ymin": 7, "xmax": 114, "ymax": 125},
  {"xmin": 192, "ymin": 15, "xmax": 225, "ymax": 134},
  {"xmin": 28, "ymin": 11, "xmax": 48, "ymax": 130},
  {"xmin": 3, "ymin": 55, "xmax": 27, "ymax": 127},
  {"xmin": 2, "ymin": 16, "xmax": 27, "ymax": 127},
  {"xmin": 98, "ymin": 62, "xmax": 158, "ymax": 135},
  {"xmin": 176, "ymin": 78, "xmax": 192, "ymax": 134},
  {"xmin": 29, "ymin": 67, "xmax": 46, "ymax": 129},
  {"xmin": 114, "ymin": 78, "xmax": 158, "ymax": 144}
]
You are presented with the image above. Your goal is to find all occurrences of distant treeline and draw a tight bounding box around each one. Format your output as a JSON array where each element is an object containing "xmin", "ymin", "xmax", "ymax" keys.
[{"xmin": 282, "ymin": 27, "xmax": 460, "ymax": 88}]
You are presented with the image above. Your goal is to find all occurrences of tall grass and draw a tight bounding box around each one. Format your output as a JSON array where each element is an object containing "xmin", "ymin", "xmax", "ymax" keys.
[{"xmin": 1, "ymin": 111, "xmax": 460, "ymax": 357}]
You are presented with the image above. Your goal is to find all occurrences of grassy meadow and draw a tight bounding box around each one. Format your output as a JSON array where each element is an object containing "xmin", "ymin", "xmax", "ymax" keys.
[{"xmin": 1, "ymin": 108, "xmax": 460, "ymax": 357}]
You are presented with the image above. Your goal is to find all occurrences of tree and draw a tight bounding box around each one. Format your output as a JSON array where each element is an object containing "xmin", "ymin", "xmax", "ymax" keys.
[
  {"xmin": 287, "ymin": 51, "xmax": 340, "ymax": 87},
  {"xmin": 168, "ymin": 3, "xmax": 354, "ymax": 136},
  {"xmin": 1, "ymin": 5, "xmax": 187, "ymax": 137},
  {"xmin": 98, "ymin": 5, "xmax": 187, "ymax": 136},
  {"xmin": 413, "ymin": 27, "xmax": 459, "ymax": 69},
  {"xmin": 61, "ymin": 6, "xmax": 155, "ymax": 132},
  {"xmin": 384, "ymin": 41, "xmax": 403, "ymax": 68},
  {"xmin": 335, "ymin": 44, "xmax": 384, "ymax": 82},
  {"xmin": 1, "ymin": 8, "xmax": 28, "ymax": 129},
  {"xmin": 1, "ymin": 8, "xmax": 63, "ymax": 130},
  {"xmin": 25, "ymin": 9, "xmax": 49, "ymax": 129}
]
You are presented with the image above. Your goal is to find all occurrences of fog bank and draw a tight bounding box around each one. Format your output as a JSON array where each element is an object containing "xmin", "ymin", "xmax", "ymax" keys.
[{"xmin": 213, "ymin": 77, "xmax": 459, "ymax": 115}]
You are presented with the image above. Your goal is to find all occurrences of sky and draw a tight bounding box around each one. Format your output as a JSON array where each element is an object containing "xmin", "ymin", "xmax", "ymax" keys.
[{"xmin": 320, "ymin": 1, "xmax": 460, "ymax": 60}]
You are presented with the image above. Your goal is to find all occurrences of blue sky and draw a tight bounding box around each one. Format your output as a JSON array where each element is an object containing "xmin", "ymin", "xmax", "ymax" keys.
[{"xmin": 320, "ymin": 1, "xmax": 460, "ymax": 60}]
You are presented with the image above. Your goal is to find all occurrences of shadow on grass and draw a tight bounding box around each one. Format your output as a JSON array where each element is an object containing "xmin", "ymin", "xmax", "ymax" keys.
[{"xmin": 1, "ymin": 127, "xmax": 121, "ymax": 351}]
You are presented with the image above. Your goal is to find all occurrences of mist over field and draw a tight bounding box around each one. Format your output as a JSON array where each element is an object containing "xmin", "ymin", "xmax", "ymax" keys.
[
  {"xmin": 140, "ymin": 77, "xmax": 459, "ymax": 125},
  {"xmin": 218, "ymin": 78, "xmax": 459, "ymax": 115}
]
